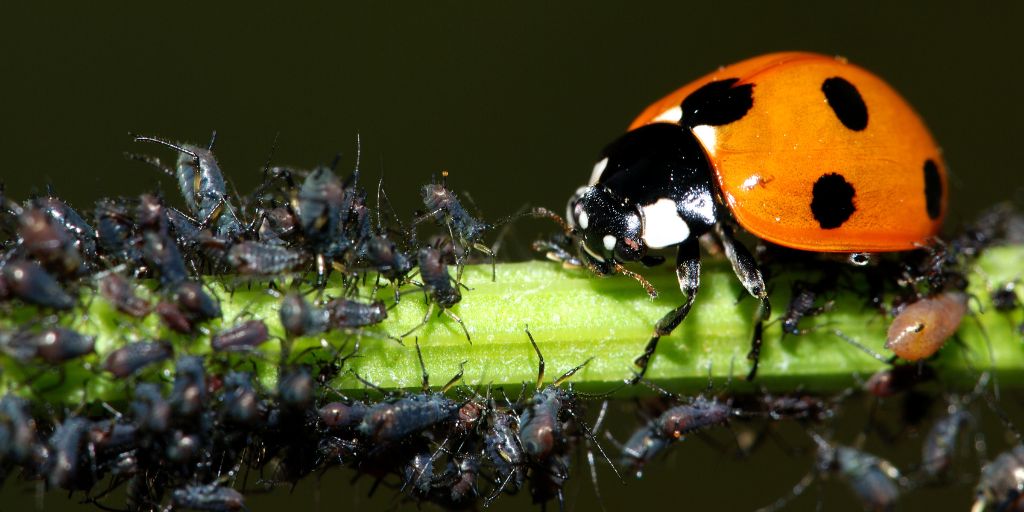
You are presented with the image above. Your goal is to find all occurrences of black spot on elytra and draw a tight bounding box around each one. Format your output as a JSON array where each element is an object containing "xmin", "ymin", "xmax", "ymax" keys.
[
  {"xmin": 821, "ymin": 77, "xmax": 868, "ymax": 131},
  {"xmin": 924, "ymin": 159, "xmax": 942, "ymax": 219},
  {"xmin": 680, "ymin": 78, "xmax": 754, "ymax": 128},
  {"xmin": 810, "ymin": 173, "xmax": 856, "ymax": 229}
]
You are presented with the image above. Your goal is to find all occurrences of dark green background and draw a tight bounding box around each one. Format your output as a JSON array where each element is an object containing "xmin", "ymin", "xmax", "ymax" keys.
[{"xmin": 2, "ymin": 2, "xmax": 1022, "ymax": 511}]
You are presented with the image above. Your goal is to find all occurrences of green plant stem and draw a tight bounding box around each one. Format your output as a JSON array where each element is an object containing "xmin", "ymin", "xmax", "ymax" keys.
[{"xmin": 3, "ymin": 246, "xmax": 1023, "ymax": 404}]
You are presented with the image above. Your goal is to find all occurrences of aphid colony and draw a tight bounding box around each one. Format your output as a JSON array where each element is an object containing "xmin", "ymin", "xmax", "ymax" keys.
[{"xmin": 0, "ymin": 133, "xmax": 1022, "ymax": 511}]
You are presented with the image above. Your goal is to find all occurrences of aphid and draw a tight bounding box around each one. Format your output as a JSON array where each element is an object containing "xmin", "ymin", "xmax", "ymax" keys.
[
  {"xmin": 132, "ymin": 383, "xmax": 170, "ymax": 433},
  {"xmin": 277, "ymin": 365, "xmax": 314, "ymax": 411},
  {"xmin": 169, "ymin": 483, "xmax": 247, "ymax": 512},
  {"xmin": 279, "ymin": 292, "xmax": 329, "ymax": 338},
  {"xmin": 219, "ymin": 372, "xmax": 261, "ymax": 427},
  {"xmin": 103, "ymin": 340, "xmax": 174, "ymax": 378},
  {"xmin": 45, "ymin": 416, "xmax": 93, "ymax": 490},
  {"xmin": 325, "ymin": 297, "xmax": 388, "ymax": 330},
  {"xmin": 289, "ymin": 166, "xmax": 351, "ymax": 287},
  {"xmin": 356, "ymin": 341, "xmax": 464, "ymax": 443},
  {"xmin": 211, "ymin": 319, "xmax": 270, "ymax": 352},
  {"xmin": 0, "ymin": 326, "xmax": 95, "ymax": 364},
  {"xmin": 758, "ymin": 432, "xmax": 904, "ymax": 512},
  {"xmin": 169, "ymin": 356, "xmax": 207, "ymax": 418},
  {"xmin": 973, "ymin": 445, "xmax": 1024, "ymax": 512},
  {"xmin": 864, "ymin": 363, "xmax": 937, "ymax": 398},
  {"xmin": 921, "ymin": 404, "xmax": 975, "ymax": 480},
  {"xmin": 886, "ymin": 290, "xmax": 968, "ymax": 361},
  {"xmin": 135, "ymin": 193, "xmax": 194, "ymax": 285},
  {"xmin": 165, "ymin": 429, "xmax": 203, "ymax": 464},
  {"xmin": 360, "ymin": 234, "xmax": 414, "ymax": 287},
  {"xmin": 0, "ymin": 395, "xmax": 46, "ymax": 470},
  {"xmin": 0, "ymin": 260, "xmax": 75, "ymax": 310},
  {"xmin": 532, "ymin": 233, "xmax": 583, "ymax": 269},
  {"xmin": 402, "ymin": 246, "xmax": 470, "ymax": 342},
  {"xmin": 518, "ymin": 329, "xmax": 590, "ymax": 460},
  {"xmin": 133, "ymin": 134, "xmax": 243, "ymax": 237},
  {"xmin": 654, "ymin": 394, "xmax": 734, "ymax": 441},
  {"xmin": 34, "ymin": 196, "xmax": 97, "ymax": 259},
  {"xmin": 173, "ymin": 281, "xmax": 222, "ymax": 324},
  {"xmin": 991, "ymin": 280, "xmax": 1024, "ymax": 336},
  {"xmin": 99, "ymin": 273, "xmax": 151, "ymax": 318},
  {"xmin": 779, "ymin": 281, "xmax": 834, "ymax": 338},
  {"xmin": 318, "ymin": 401, "xmax": 369, "ymax": 431},
  {"xmin": 616, "ymin": 384, "xmax": 734, "ymax": 477},
  {"xmin": 417, "ymin": 171, "xmax": 494, "ymax": 279},
  {"xmin": 226, "ymin": 241, "xmax": 304, "ymax": 276},
  {"xmin": 156, "ymin": 301, "xmax": 195, "ymax": 334},
  {"xmin": 991, "ymin": 281, "xmax": 1021, "ymax": 313},
  {"xmin": 94, "ymin": 198, "xmax": 140, "ymax": 265},
  {"xmin": 17, "ymin": 207, "xmax": 84, "ymax": 276},
  {"xmin": 435, "ymin": 452, "xmax": 482, "ymax": 506},
  {"xmin": 257, "ymin": 205, "xmax": 298, "ymax": 243},
  {"xmin": 87, "ymin": 420, "xmax": 138, "ymax": 459},
  {"xmin": 516, "ymin": 328, "xmax": 618, "ymax": 509},
  {"xmin": 401, "ymin": 447, "xmax": 437, "ymax": 498},
  {"xmin": 483, "ymin": 400, "xmax": 527, "ymax": 505}
]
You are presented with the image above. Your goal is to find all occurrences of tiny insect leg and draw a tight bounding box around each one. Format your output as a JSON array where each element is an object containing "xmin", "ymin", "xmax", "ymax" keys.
[
  {"xmin": 714, "ymin": 222, "xmax": 771, "ymax": 381},
  {"xmin": 629, "ymin": 240, "xmax": 700, "ymax": 385}
]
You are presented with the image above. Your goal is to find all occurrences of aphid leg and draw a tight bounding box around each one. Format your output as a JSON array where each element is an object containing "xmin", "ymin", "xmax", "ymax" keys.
[
  {"xmin": 443, "ymin": 308, "xmax": 472, "ymax": 343},
  {"xmin": 414, "ymin": 338, "xmax": 430, "ymax": 393},
  {"xmin": 440, "ymin": 361, "xmax": 467, "ymax": 393},
  {"xmin": 714, "ymin": 222, "xmax": 771, "ymax": 381},
  {"xmin": 629, "ymin": 241, "xmax": 700, "ymax": 385},
  {"xmin": 526, "ymin": 326, "xmax": 546, "ymax": 391}
]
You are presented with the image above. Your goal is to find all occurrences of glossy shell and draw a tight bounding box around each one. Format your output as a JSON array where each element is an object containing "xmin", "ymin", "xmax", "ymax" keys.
[
  {"xmin": 885, "ymin": 292, "xmax": 967, "ymax": 361},
  {"xmin": 630, "ymin": 52, "xmax": 946, "ymax": 252}
]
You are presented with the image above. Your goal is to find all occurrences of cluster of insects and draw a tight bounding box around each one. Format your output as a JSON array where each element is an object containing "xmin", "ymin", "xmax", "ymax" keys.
[{"xmin": 1, "ymin": 51, "xmax": 1023, "ymax": 510}]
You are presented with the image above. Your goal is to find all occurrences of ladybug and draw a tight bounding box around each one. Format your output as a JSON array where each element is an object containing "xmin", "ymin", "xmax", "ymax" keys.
[{"xmin": 564, "ymin": 52, "xmax": 946, "ymax": 382}]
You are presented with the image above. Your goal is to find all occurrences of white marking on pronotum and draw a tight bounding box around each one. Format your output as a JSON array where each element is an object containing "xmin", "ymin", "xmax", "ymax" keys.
[
  {"xmin": 641, "ymin": 198, "xmax": 690, "ymax": 249},
  {"xmin": 577, "ymin": 210, "xmax": 589, "ymax": 230},
  {"xmin": 692, "ymin": 125, "xmax": 717, "ymax": 157},
  {"xmin": 589, "ymin": 157, "xmax": 609, "ymax": 186},
  {"xmin": 602, "ymin": 235, "xmax": 616, "ymax": 252},
  {"xmin": 652, "ymin": 106, "xmax": 683, "ymax": 124}
]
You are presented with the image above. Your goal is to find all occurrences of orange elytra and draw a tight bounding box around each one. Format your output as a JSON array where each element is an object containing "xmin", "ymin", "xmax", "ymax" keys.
[{"xmin": 629, "ymin": 51, "xmax": 946, "ymax": 252}]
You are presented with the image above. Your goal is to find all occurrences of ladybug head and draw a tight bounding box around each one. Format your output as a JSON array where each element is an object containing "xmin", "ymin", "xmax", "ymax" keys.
[{"xmin": 568, "ymin": 185, "xmax": 646, "ymax": 269}]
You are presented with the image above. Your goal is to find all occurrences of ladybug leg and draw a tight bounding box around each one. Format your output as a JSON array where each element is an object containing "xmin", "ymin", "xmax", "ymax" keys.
[
  {"xmin": 713, "ymin": 223, "xmax": 771, "ymax": 381},
  {"xmin": 627, "ymin": 240, "xmax": 700, "ymax": 385}
]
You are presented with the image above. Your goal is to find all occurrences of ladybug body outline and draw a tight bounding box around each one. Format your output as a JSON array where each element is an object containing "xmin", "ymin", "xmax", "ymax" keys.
[{"xmin": 564, "ymin": 52, "xmax": 946, "ymax": 381}]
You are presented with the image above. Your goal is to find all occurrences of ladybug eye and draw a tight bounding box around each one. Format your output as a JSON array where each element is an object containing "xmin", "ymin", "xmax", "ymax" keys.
[{"xmin": 602, "ymin": 235, "xmax": 616, "ymax": 252}]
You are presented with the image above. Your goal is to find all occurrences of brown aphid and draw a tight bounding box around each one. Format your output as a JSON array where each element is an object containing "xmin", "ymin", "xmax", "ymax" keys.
[
  {"xmin": 99, "ymin": 274, "xmax": 151, "ymax": 318},
  {"xmin": 210, "ymin": 319, "xmax": 270, "ymax": 352},
  {"xmin": 885, "ymin": 291, "xmax": 968, "ymax": 361}
]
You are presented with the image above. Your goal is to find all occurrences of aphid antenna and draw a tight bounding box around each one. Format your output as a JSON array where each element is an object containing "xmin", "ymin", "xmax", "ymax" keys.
[
  {"xmin": 830, "ymin": 328, "xmax": 889, "ymax": 363},
  {"xmin": 131, "ymin": 134, "xmax": 201, "ymax": 168},
  {"xmin": 582, "ymin": 401, "xmax": 614, "ymax": 512}
]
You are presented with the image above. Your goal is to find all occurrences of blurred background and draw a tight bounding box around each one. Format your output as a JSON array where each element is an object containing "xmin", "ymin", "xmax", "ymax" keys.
[{"xmin": 2, "ymin": 2, "xmax": 1022, "ymax": 510}]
